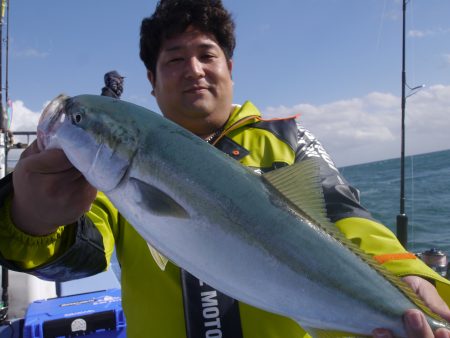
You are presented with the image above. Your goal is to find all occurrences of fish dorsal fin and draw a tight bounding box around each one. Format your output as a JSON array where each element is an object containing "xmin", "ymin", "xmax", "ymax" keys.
[
  {"xmin": 263, "ymin": 158, "xmax": 361, "ymax": 251},
  {"xmin": 147, "ymin": 242, "xmax": 169, "ymax": 271},
  {"xmin": 263, "ymin": 158, "xmax": 354, "ymax": 251},
  {"xmin": 263, "ymin": 158, "xmax": 443, "ymax": 323},
  {"xmin": 262, "ymin": 158, "xmax": 350, "ymax": 248},
  {"xmin": 263, "ymin": 158, "xmax": 330, "ymax": 227}
]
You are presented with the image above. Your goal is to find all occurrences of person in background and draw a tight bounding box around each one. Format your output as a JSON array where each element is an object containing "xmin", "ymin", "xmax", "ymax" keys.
[
  {"xmin": 101, "ymin": 70, "xmax": 125, "ymax": 99},
  {"xmin": 1, "ymin": 1, "xmax": 450, "ymax": 337}
]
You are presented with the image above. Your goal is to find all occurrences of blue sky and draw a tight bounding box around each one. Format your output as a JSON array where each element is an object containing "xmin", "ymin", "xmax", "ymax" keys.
[{"xmin": 5, "ymin": 0, "xmax": 450, "ymax": 166}]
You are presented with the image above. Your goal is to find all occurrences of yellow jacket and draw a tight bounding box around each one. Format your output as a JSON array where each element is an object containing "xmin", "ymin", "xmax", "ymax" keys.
[{"xmin": 0, "ymin": 101, "xmax": 449, "ymax": 338}]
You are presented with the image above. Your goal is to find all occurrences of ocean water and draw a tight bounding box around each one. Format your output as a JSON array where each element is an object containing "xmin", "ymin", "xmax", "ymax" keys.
[{"xmin": 340, "ymin": 149, "xmax": 450, "ymax": 255}]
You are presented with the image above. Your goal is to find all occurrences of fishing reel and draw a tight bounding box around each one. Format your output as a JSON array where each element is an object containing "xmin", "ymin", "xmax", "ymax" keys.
[{"xmin": 416, "ymin": 248, "xmax": 449, "ymax": 278}]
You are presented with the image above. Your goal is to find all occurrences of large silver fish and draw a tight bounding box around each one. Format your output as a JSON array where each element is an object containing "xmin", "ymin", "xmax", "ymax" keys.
[{"xmin": 37, "ymin": 94, "xmax": 450, "ymax": 337}]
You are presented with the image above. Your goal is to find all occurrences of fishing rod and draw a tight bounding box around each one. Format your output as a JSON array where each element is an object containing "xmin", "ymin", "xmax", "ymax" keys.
[
  {"xmin": 0, "ymin": 0, "xmax": 9, "ymax": 322},
  {"xmin": 396, "ymin": 0, "xmax": 408, "ymax": 248},
  {"xmin": 396, "ymin": 0, "xmax": 424, "ymax": 249}
]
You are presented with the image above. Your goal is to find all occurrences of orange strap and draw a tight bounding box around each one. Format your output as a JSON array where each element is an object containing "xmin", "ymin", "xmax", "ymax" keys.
[{"xmin": 373, "ymin": 252, "xmax": 417, "ymax": 264}]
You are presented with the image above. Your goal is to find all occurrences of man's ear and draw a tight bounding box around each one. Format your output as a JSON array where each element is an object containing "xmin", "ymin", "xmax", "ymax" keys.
[
  {"xmin": 227, "ymin": 59, "xmax": 233, "ymax": 75},
  {"xmin": 147, "ymin": 70, "xmax": 156, "ymax": 96}
]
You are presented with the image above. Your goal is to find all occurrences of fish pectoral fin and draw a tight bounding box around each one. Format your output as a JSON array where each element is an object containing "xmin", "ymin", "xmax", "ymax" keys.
[
  {"xmin": 147, "ymin": 242, "xmax": 169, "ymax": 271},
  {"xmin": 130, "ymin": 177, "xmax": 189, "ymax": 219}
]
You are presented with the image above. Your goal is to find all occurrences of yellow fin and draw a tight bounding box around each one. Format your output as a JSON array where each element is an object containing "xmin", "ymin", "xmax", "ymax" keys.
[
  {"xmin": 147, "ymin": 242, "xmax": 169, "ymax": 271},
  {"xmin": 263, "ymin": 158, "xmax": 444, "ymax": 323},
  {"xmin": 263, "ymin": 158, "xmax": 330, "ymax": 227}
]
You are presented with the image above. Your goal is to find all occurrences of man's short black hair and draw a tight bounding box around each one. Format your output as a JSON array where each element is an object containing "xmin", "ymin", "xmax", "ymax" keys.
[{"xmin": 139, "ymin": 0, "xmax": 236, "ymax": 75}]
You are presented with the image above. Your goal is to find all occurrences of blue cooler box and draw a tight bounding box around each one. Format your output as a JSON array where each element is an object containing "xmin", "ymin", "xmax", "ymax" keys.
[{"xmin": 23, "ymin": 288, "xmax": 126, "ymax": 338}]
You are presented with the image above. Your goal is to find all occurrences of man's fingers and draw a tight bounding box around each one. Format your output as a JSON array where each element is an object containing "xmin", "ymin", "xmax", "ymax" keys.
[
  {"xmin": 404, "ymin": 309, "xmax": 435, "ymax": 338},
  {"xmin": 19, "ymin": 140, "xmax": 40, "ymax": 159},
  {"xmin": 19, "ymin": 140, "xmax": 76, "ymax": 174},
  {"xmin": 21, "ymin": 148, "xmax": 74, "ymax": 174},
  {"xmin": 435, "ymin": 328, "xmax": 450, "ymax": 338},
  {"xmin": 403, "ymin": 276, "xmax": 450, "ymax": 321}
]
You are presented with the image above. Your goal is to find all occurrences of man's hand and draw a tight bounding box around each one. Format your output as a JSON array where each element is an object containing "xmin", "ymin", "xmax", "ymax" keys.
[
  {"xmin": 372, "ymin": 275, "xmax": 450, "ymax": 338},
  {"xmin": 11, "ymin": 140, "xmax": 97, "ymax": 236}
]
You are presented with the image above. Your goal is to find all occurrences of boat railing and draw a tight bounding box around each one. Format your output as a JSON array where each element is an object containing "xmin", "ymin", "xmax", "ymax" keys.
[{"xmin": 4, "ymin": 131, "xmax": 36, "ymax": 173}]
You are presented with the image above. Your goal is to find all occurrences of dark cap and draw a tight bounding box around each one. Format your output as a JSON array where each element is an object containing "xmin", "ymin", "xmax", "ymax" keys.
[{"xmin": 104, "ymin": 70, "xmax": 125, "ymax": 83}]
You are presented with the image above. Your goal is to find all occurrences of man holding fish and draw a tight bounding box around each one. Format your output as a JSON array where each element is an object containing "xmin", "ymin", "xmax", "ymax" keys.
[{"xmin": 1, "ymin": 0, "xmax": 450, "ymax": 337}]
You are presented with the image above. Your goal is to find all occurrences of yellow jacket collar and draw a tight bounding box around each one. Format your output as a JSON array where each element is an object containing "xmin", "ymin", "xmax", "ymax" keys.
[{"xmin": 223, "ymin": 101, "xmax": 262, "ymax": 131}]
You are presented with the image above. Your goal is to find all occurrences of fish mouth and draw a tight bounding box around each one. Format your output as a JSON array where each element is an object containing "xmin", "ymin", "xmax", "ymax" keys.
[{"xmin": 37, "ymin": 94, "xmax": 70, "ymax": 151}]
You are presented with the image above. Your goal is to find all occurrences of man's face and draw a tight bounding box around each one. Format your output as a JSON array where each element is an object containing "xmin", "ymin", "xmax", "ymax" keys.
[
  {"xmin": 148, "ymin": 26, "xmax": 233, "ymax": 136},
  {"xmin": 109, "ymin": 78, "xmax": 123, "ymax": 96}
]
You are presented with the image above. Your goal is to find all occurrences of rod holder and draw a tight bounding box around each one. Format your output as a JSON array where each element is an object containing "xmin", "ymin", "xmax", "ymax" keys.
[{"xmin": 396, "ymin": 214, "xmax": 408, "ymax": 248}]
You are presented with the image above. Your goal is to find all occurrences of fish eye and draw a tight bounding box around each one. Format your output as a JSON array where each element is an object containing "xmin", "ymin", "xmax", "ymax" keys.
[{"xmin": 73, "ymin": 113, "xmax": 83, "ymax": 124}]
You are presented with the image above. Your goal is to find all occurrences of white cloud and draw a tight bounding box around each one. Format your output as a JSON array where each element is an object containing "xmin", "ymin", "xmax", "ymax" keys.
[
  {"xmin": 6, "ymin": 87, "xmax": 450, "ymax": 168},
  {"xmin": 9, "ymin": 100, "xmax": 42, "ymax": 132},
  {"xmin": 264, "ymin": 85, "xmax": 450, "ymax": 167},
  {"xmin": 14, "ymin": 48, "xmax": 49, "ymax": 58},
  {"xmin": 408, "ymin": 28, "xmax": 450, "ymax": 38},
  {"xmin": 4, "ymin": 101, "xmax": 42, "ymax": 165},
  {"xmin": 408, "ymin": 29, "xmax": 431, "ymax": 38}
]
